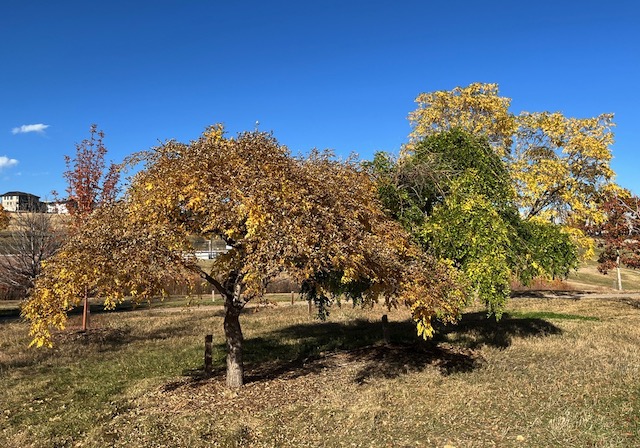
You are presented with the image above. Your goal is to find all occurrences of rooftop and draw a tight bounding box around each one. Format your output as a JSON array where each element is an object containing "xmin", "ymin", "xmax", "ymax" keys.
[{"xmin": 1, "ymin": 191, "xmax": 41, "ymax": 198}]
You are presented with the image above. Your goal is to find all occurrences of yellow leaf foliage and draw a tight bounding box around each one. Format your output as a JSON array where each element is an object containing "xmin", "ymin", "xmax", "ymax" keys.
[
  {"xmin": 513, "ymin": 111, "xmax": 615, "ymax": 226},
  {"xmin": 22, "ymin": 203, "xmax": 195, "ymax": 347},
  {"xmin": 408, "ymin": 83, "xmax": 516, "ymax": 156},
  {"xmin": 407, "ymin": 83, "xmax": 618, "ymax": 255},
  {"xmin": 24, "ymin": 125, "xmax": 467, "ymax": 347}
]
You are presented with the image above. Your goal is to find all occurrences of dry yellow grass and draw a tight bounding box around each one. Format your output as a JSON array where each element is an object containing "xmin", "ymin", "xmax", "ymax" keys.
[
  {"xmin": 1, "ymin": 294, "xmax": 639, "ymax": 447},
  {"xmin": 567, "ymin": 258, "xmax": 640, "ymax": 291}
]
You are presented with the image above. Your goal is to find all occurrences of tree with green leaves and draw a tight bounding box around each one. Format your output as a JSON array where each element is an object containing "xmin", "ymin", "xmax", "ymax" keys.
[
  {"xmin": 408, "ymin": 83, "xmax": 617, "ymax": 260},
  {"xmin": 369, "ymin": 128, "xmax": 578, "ymax": 316}
]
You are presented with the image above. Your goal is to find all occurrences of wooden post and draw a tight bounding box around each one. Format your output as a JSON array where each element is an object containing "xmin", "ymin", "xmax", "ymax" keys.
[
  {"xmin": 290, "ymin": 291, "xmax": 294, "ymax": 305},
  {"xmin": 81, "ymin": 287, "xmax": 89, "ymax": 332},
  {"xmin": 204, "ymin": 334, "xmax": 213, "ymax": 375},
  {"xmin": 616, "ymin": 253, "xmax": 623, "ymax": 291},
  {"xmin": 382, "ymin": 315, "xmax": 389, "ymax": 345},
  {"xmin": 308, "ymin": 300, "xmax": 313, "ymax": 315}
]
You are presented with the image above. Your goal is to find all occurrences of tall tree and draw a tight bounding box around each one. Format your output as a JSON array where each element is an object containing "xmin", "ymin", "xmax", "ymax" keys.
[
  {"xmin": 512, "ymin": 111, "xmax": 615, "ymax": 224},
  {"xmin": 24, "ymin": 125, "xmax": 466, "ymax": 387},
  {"xmin": 62, "ymin": 124, "xmax": 120, "ymax": 330},
  {"xmin": 408, "ymin": 82, "xmax": 516, "ymax": 156},
  {"xmin": 64, "ymin": 124, "xmax": 120, "ymax": 225},
  {"xmin": 407, "ymin": 83, "xmax": 617, "ymax": 259}
]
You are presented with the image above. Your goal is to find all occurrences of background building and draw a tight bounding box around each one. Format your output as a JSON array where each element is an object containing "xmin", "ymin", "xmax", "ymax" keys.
[{"xmin": 0, "ymin": 191, "xmax": 45, "ymax": 212}]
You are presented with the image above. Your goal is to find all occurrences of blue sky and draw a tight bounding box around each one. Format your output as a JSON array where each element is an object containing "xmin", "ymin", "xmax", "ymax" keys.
[{"xmin": 1, "ymin": 0, "xmax": 638, "ymax": 198}]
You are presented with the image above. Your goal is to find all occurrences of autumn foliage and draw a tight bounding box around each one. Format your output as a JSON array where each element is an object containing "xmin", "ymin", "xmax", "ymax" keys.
[
  {"xmin": 63, "ymin": 124, "xmax": 120, "ymax": 225},
  {"xmin": 23, "ymin": 203, "xmax": 193, "ymax": 344},
  {"xmin": 23, "ymin": 83, "xmax": 622, "ymax": 388},
  {"xmin": 407, "ymin": 82, "xmax": 617, "ymax": 260},
  {"xmin": 408, "ymin": 83, "xmax": 517, "ymax": 156},
  {"xmin": 596, "ymin": 191, "xmax": 640, "ymax": 275},
  {"xmin": 370, "ymin": 129, "xmax": 579, "ymax": 317},
  {"xmin": 25, "ymin": 125, "xmax": 466, "ymax": 387}
]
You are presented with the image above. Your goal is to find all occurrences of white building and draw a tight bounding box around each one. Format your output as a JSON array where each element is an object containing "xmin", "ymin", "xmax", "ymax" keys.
[
  {"xmin": 0, "ymin": 191, "xmax": 44, "ymax": 212},
  {"xmin": 45, "ymin": 201, "xmax": 70, "ymax": 214}
]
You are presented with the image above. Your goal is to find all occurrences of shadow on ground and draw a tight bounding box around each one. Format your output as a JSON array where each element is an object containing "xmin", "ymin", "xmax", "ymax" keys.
[
  {"xmin": 183, "ymin": 312, "xmax": 562, "ymax": 385},
  {"xmin": 434, "ymin": 311, "xmax": 563, "ymax": 349},
  {"xmin": 0, "ymin": 307, "xmax": 22, "ymax": 321},
  {"xmin": 510, "ymin": 289, "xmax": 587, "ymax": 300}
]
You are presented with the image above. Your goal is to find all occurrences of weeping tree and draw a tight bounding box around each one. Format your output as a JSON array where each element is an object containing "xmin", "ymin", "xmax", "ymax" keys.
[
  {"xmin": 24, "ymin": 125, "xmax": 467, "ymax": 388},
  {"xmin": 369, "ymin": 129, "xmax": 578, "ymax": 317}
]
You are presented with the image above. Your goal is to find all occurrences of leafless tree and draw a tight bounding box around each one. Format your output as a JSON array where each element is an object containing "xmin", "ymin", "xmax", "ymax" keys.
[{"xmin": 0, "ymin": 212, "xmax": 67, "ymax": 299}]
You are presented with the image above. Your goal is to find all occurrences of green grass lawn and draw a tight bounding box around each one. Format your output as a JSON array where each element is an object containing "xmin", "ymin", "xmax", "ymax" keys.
[{"xmin": 1, "ymin": 291, "xmax": 640, "ymax": 447}]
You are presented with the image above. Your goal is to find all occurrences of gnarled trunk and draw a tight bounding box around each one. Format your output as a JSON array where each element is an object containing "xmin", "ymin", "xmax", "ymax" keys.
[
  {"xmin": 198, "ymin": 267, "xmax": 246, "ymax": 387},
  {"xmin": 224, "ymin": 300, "xmax": 244, "ymax": 388}
]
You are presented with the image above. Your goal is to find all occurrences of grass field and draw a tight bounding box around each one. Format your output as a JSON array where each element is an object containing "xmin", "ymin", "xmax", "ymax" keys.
[
  {"xmin": 1, "ymin": 288, "xmax": 640, "ymax": 447},
  {"xmin": 567, "ymin": 258, "xmax": 640, "ymax": 291}
]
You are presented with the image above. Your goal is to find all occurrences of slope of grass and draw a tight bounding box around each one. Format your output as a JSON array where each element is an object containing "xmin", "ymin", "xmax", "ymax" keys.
[
  {"xmin": 1, "ymin": 294, "xmax": 639, "ymax": 447},
  {"xmin": 567, "ymin": 258, "xmax": 640, "ymax": 291}
]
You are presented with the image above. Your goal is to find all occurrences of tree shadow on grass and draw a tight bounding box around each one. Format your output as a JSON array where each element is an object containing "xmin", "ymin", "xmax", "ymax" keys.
[
  {"xmin": 183, "ymin": 312, "xmax": 562, "ymax": 385},
  {"xmin": 0, "ymin": 307, "xmax": 21, "ymax": 321},
  {"xmin": 433, "ymin": 311, "xmax": 563, "ymax": 350},
  {"xmin": 510, "ymin": 290, "xmax": 585, "ymax": 300}
]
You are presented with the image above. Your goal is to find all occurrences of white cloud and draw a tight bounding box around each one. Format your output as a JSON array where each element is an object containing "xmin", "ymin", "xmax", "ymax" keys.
[
  {"xmin": 0, "ymin": 156, "xmax": 19, "ymax": 170},
  {"xmin": 11, "ymin": 123, "xmax": 49, "ymax": 135}
]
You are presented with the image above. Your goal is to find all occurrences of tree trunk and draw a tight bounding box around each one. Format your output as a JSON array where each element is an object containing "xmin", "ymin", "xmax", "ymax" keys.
[
  {"xmin": 196, "ymin": 267, "xmax": 246, "ymax": 387},
  {"xmin": 224, "ymin": 300, "xmax": 244, "ymax": 388}
]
